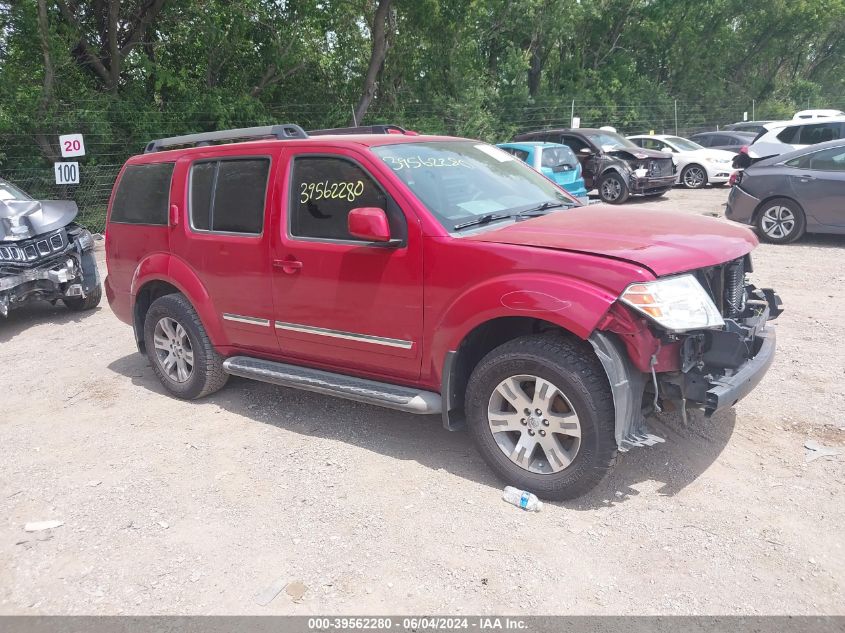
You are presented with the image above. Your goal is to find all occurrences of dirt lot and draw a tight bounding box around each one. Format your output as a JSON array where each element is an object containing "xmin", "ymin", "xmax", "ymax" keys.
[{"xmin": 1, "ymin": 186, "xmax": 844, "ymax": 615}]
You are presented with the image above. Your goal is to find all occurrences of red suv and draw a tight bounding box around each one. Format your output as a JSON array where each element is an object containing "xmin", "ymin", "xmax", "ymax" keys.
[{"xmin": 105, "ymin": 124, "xmax": 782, "ymax": 500}]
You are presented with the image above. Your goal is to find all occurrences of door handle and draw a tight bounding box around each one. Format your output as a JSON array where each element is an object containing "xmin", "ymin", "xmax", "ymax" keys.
[
  {"xmin": 273, "ymin": 258, "xmax": 303, "ymax": 274},
  {"xmin": 799, "ymin": 174, "xmax": 816, "ymax": 182}
]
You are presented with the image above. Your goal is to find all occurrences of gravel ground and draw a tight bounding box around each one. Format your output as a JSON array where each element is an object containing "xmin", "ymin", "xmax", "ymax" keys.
[{"xmin": 1, "ymin": 186, "xmax": 843, "ymax": 615}]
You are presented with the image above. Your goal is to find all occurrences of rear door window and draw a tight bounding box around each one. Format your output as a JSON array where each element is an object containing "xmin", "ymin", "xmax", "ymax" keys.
[
  {"xmin": 111, "ymin": 162, "xmax": 175, "ymax": 225},
  {"xmin": 797, "ymin": 123, "xmax": 842, "ymax": 145},
  {"xmin": 189, "ymin": 158, "xmax": 270, "ymax": 234},
  {"xmin": 776, "ymin": 126, "xmax": 801, "ymax": 144}
]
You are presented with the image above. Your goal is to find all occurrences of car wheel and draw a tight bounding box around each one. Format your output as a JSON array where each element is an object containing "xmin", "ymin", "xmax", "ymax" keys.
[
  {"xmin": 681, "ymin": 164, "xmax": 708, "ymax": 188},
  {"xmin": 755, "ymin": 198, "xmax": 806, "ymax": 244},
  {"xmin": 465, "ymin": 334, "xmax": 617, "ymax": 500},
  {"xmin": 63, "ymin": 283, "xmax": 102, "ymax": 311},
  {"xmin": 598, "ymin": 172, "xmax": 630, "ymax": 204},
  {"xmin": 143, "ymin": 293, "xmax": 229, "ymax": 399}
]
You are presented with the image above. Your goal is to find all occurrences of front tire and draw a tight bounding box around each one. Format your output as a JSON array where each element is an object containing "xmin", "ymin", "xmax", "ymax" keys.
[
  {"xmin": 143, "ymin": 293, "xmax": 228, "ymax": 399},
  {"xmin": 63, "ymin": 283, "xmax": 102, "ymax": 311},
  {"xmin": 465, "ymin": 334, "xmax": 617, "ymax": 500},
  {"xmin": 681, "ymin": 164, "xmax": 708, "ymax": 188},
  {"xmin": 755, "ymin": 198, "xmax": 806, "ymax": 244},
  {"xmin": 598, "ymin": 172, "xmax": 630, "ymax": 204}
]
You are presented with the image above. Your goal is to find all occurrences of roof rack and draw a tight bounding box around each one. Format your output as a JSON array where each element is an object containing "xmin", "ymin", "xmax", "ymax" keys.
[
  {"xmin": 144, "ymin": 123, "xmax": 308, "ymax": 153},
  {"xmin": 308, "ymin": 124, "xmax": 417, "ymax": 136}
]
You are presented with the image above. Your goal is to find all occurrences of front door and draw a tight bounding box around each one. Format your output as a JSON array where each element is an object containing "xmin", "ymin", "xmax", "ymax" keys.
[
  {"xmin": 270, "ymin": 147, "xmax": 424, "ymax": 381},
  {"xmin": 560, "ymin": 134, "xmax": 599, "ymax": 188}
]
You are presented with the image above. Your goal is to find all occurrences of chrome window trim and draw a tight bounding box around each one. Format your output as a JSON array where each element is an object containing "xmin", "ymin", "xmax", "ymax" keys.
[
  {"xmin": 222, "ymin": 313, "xmax": 271, "ymax": 327},
  {"xmin": 274, "ymin": 321, "xmax": 413, "ymax": 349}
]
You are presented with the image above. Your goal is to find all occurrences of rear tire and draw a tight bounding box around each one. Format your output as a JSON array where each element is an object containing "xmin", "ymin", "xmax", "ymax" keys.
[
  {"xmin": 755, "ymin": 198, "xmax": 806, "ymax": 244},
  {"xmin": 63, "ymin": 284, "xmax": 102, "ymax": 311},
  {"xmin": 143, "ymin": 293, "xmax": 228, "ymax": 399},
  {"xmin": 465, "ymin": 334, "xmax": 617, "ymax": 500},
  {"xmin": 598, "ymin": 172, "xmax": 630, "ymax": 204}
]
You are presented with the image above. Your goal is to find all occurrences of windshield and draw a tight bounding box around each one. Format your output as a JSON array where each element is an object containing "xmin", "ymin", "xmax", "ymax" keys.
[
  {"xmin": 0, "ymin": 179, "xmax": 32, "ymax": 202},
  {"xmin": 582, "ymin": 130, "xmax": 638, "ymax": 151},
  {"xmin": 371, "ymin": 141, "xmax": 576, "ymax": 231},
  {"xmin": 666, "ymin": 137, "xmax": 704, "ymax": 151}
]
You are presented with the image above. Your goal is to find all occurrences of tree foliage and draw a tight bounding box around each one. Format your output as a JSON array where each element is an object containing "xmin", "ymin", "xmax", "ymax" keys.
[{"xmin": 3, "ymin": 0, "xmax": 845, "ymax": 167}]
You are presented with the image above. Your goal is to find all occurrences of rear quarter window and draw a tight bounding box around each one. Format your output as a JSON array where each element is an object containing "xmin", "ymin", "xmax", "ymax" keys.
[{"xmin": 110, "ymin": 163, "xmax": 175, "ymax": 225}]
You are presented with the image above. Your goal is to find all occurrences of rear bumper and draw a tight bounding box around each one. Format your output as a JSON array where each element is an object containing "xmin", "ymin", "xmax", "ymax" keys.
[{"xmin": 726, "ymin": 186, "xmax": 760, "ymax": 224}]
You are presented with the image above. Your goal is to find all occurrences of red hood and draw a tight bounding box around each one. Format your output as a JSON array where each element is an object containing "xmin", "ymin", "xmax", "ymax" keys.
[{"xmin": 466, "ymin": 204, "xmax": 758, "ymax": 276}]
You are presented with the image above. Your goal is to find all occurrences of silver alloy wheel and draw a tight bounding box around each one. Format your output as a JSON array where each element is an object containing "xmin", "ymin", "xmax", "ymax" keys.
[
  {"xmin": 683, "ymin": 165, "xmax": 706, "ymax": 188},
  {"xmin": 760, "ymin": 205, "xmax": 796, "ymax": 239},
  {"xmin": 600, "ymin": 176, "xmax": 622, "ymax": 201},
  {"xmin": 487, "ymin": 374, "xmax": 582, "ymax": 474},
  {"xmin": 153, "ymin": 316, "xmax": 194, "ymax": 383}
]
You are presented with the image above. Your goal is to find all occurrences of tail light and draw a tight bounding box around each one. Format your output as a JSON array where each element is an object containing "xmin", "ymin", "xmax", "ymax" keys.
[{"xmin": 729, "ymin": 170, "xmax": 743, "ymax": 186}]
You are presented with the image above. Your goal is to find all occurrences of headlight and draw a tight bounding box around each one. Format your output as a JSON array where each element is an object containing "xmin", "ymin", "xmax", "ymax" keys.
[
  {"xmin": 710, "ymin": 158, "xmax": 731, "ymax": 165},
  {"xmin": 620, "ymin": 274, "xmax": 724, "ymax": 332}
]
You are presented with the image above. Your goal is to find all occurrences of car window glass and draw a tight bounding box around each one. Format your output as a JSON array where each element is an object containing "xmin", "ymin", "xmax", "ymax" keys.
[
  {"xmin": 797, "ymin": 123, "xmax": 842, "ymax": 145},
  {"xmin": 189, "ymin": 158, "xmax": 269, "ymax": 234},
  {"xmin": 0, "ymin": 179, "xmax": 32, "ymax": 201},
  {"xmin": 561, "ymin": 135, "xmax": 589, "ymax": 153},
  {"xmin": 111, "ymin": 162, "xmax": 174, "ymax": 225},
  {"xmin": 290, "ymin": 156, "xmax": 395, "ymax": 241},
  {"xmin": 540, "ymin": 146, "xmax": 577, "ymax": 169},
  {"xmin": 691, "ymin": 135, "xmax": 711, "ymax": 146},
  {"xmin": 501, "ymin": 147, "xmax": 530, "ymax": 162},
  {"xmin": 776, "ymin": 126, "xmax": 800, "ymax": 144},
  {"xmin": 805, "ymin": 146, "xmax": 845, "ymax": 171}
]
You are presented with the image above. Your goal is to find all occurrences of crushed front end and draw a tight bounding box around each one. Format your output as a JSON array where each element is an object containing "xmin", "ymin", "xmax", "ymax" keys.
[
  {"xmin": 0, "ymin": 224, "xmax": 99, "ymax": 316},
  {"xmin": 590, "ymin": 255, "xmax": 782, "ymax": 450}
]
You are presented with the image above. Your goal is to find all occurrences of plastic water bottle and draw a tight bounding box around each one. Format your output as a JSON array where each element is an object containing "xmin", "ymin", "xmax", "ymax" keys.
[{"xmin": 502, "ymin": 486, "xmax": 543, "ymax": 512}]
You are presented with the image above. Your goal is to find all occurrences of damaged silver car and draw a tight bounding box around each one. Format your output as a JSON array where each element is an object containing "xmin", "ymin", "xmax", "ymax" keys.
[{"xmin": 0, "ymin": 178, "xmax": 101, "ymax": 317}]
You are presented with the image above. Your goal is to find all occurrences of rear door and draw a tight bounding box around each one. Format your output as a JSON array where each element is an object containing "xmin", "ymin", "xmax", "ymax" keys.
[
  {"xmin": 170, "ymin": 147, "xmax": 280, "ymax": 353},
  {"xmin": 787, "ymin": 146, "xmax": 845, "ymax": 229}
]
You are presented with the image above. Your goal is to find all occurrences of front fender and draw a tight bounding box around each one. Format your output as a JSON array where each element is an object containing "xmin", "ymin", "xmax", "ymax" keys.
[
  {"xmin": 130, "ymin": 253, "xmax": 226, "ymax": 347},
  {"xmin": 428, "ymin": 273, "xmax": 618, "ymax": 382}
]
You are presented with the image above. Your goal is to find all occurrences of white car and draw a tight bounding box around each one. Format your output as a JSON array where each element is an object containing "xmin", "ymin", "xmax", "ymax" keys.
[
  {"xmin": 748, "ymin": 117, "xmax": 845, "ymax": 158},
  {"xmin": 627, "ymin": 134, "xmax": 735, "ymax": 188},
  {"xmin": 793, "ymin": 109, "xmax": 845, "ymax": 120}
]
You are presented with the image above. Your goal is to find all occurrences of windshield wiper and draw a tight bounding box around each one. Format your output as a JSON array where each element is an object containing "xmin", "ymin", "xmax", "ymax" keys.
[
  {"xmin": 517, "ymin": 200, "xmax": 571, "ymax": 216},
  {"xmin": 453, "ymin": 213, "xmax": 514, "ymax": 231}
]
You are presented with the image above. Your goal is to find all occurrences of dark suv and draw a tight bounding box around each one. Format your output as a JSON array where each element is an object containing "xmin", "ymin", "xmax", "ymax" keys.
[{"xmin": 513, "ymin": 128, "xmax": 676, "ymax": 203}]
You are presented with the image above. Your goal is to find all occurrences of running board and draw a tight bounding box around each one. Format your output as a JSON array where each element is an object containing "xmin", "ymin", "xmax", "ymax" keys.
[{"xmin": 222, "ymin": 356, "xmax": 442, "ymax": 415}]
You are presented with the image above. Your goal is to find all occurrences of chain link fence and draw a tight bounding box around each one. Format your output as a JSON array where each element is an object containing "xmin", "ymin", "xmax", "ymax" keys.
[{"xmin": 0, "ymin": 97, "xmax": 808, "ymax": 234}]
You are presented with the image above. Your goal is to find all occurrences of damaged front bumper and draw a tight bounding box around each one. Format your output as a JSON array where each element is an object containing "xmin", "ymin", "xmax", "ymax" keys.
[
  {"xmin": 590, "ymin": 286, "xmax": 783, "ymax": 451},
  {"xmin": 0, "ymin": 225, "xmax": 98, "ymax": 316}
]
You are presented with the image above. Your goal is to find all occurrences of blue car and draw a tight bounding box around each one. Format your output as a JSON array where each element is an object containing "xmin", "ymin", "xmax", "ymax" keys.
[{"xmin": 496, "ymin": 142, "xmax": 589, "ymax": 201}]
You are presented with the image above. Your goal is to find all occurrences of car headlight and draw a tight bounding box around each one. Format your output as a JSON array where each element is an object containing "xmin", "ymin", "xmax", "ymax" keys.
[
  {"xmin": 710, "ymin": 158, "xmax": 731, "ymax": 165},
  {"xmin": 620, "ymin": 274, "xmax": 724, "ymax": 332}
]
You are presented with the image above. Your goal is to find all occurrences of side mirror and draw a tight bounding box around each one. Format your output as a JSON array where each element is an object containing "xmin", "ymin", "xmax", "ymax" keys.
[
  {"xmin": 660, "ymin": 147, "xmax": 674, "ymax": 154},
  {"xmin": 578, "ymin": 147, "xmax": 593, "ymax": 155},
  {"xmin": 348, "ymin": 207, "xmax": 392, "ymax": 243}
]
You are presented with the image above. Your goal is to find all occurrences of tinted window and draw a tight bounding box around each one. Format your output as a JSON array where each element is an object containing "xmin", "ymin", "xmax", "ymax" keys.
[
  {"xmin": 290, "ymin": 156, "xmax": 395, "ymax": 241},
  {"xmin": 189, "ymin": 162, "xmax": 215, "ymax": 231},
  {"xmin": 691, "ymin": 134, "xmax": 712, "ymax": 146},
  {"xmin": 190, "ymin": 158, "xmax": 269, "ymax": 234},
  {"xmin": 502, "ymin": 147, "xmax": 531, "ymax": 162},
  {"xmin": 540, "ymin": 146, "xmax": 577, "ymax": 168},
  {"xmin": 776, "ymin": 126, "xmax": 800, "ymax": 144},
  {"xmin": 798, "ymin": 123, "xmax": 842, "ymax": 145},
  {"xmin": 111, "ymin": 163, "xmax": 174, "ymax": 225}
]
